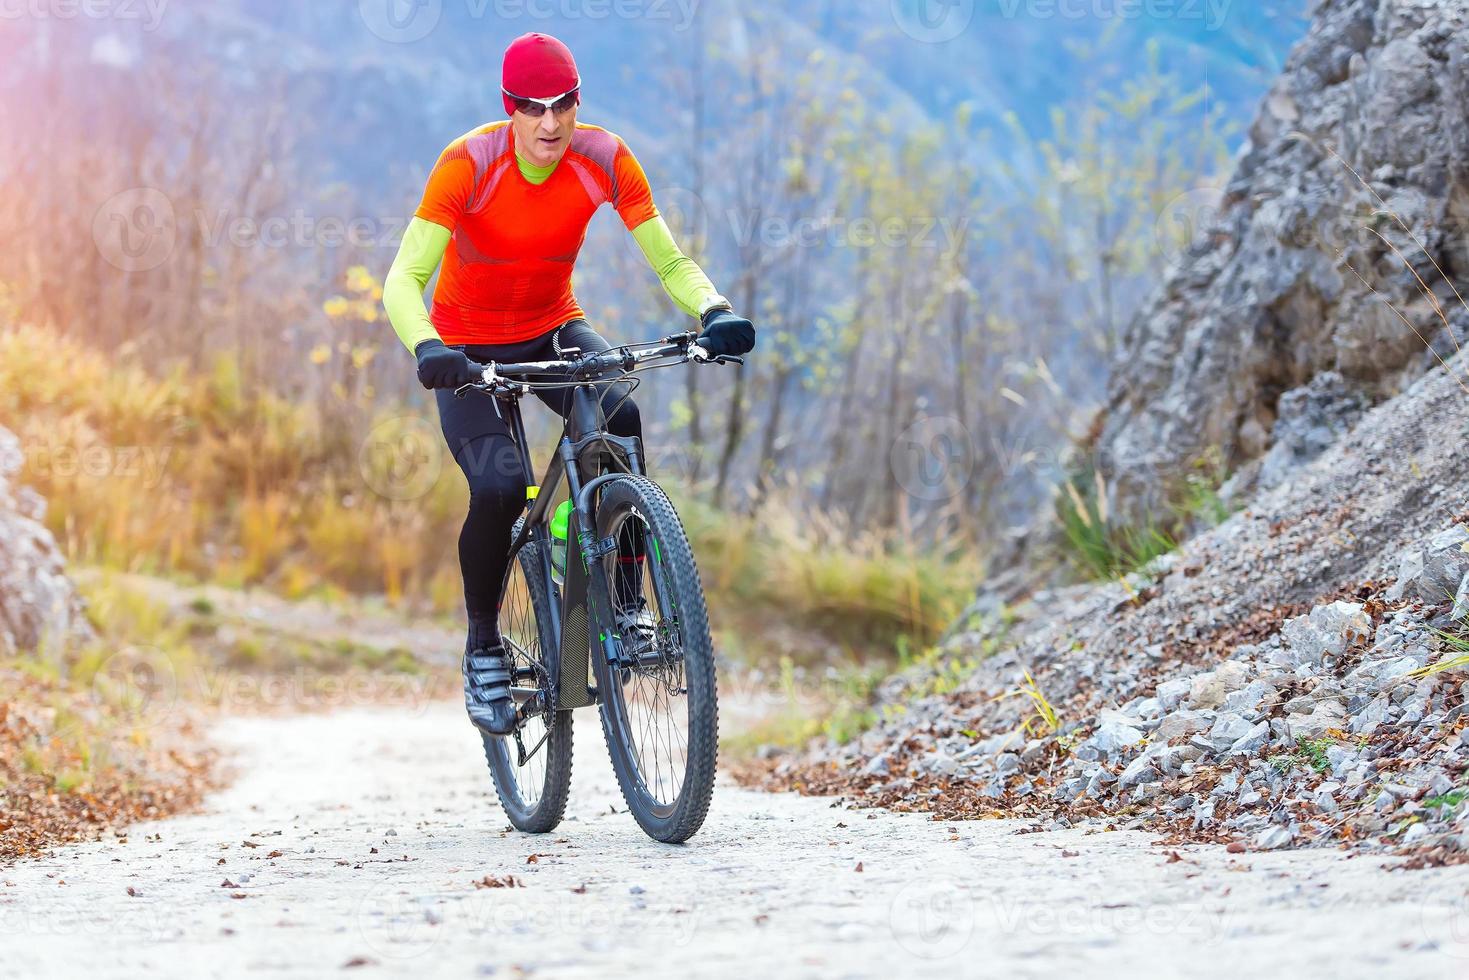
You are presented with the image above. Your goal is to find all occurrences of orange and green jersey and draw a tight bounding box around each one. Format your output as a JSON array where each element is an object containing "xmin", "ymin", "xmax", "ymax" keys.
[{"xmin": 384, "ymin": 121, "xmax": 728, "ymax": 351}]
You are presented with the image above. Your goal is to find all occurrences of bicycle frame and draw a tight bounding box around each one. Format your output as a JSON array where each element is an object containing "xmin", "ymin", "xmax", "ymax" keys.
[{"xmin": 498, "ymin": 377, "xmax": 646, "ymax": 712}]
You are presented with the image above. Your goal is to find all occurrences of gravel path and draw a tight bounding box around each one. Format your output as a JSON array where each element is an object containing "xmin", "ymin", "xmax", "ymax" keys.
[{"xmin": 3, "ymin": 703, "xmax": 1469, "ymax": 979}]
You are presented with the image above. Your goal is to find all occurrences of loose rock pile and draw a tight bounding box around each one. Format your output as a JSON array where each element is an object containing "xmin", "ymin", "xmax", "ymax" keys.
[
  {"xmin": 746, "ymin": 344, "xmax": 1469, "ymax": 862},
  {"xmin": 760, "ymin": 527, "xmax": 1469, "ymax": 861}
]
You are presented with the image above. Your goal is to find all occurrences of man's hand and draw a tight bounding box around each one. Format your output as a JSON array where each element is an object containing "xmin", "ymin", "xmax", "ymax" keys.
[
  {"xmin": 695, "ymin": 309, "xmax": 756, "ymax": 357},
  {"xmin": 414, "ymin": 340, "xmax": 483, "ymax": 389}
]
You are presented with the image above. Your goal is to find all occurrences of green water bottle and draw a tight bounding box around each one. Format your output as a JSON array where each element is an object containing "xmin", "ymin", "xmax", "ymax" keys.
[{"xmin": 550, "ymin": 500, "xmax": 573, "ymax": 585}]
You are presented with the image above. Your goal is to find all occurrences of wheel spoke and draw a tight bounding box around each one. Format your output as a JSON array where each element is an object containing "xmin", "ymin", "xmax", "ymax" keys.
[
  {"xmin": 602, "ymin": 512, "xmax": 695, "ymax": 809},
  {"xmin": 482, "ymin": 532, "xmax": 570, "ymax": 835}
]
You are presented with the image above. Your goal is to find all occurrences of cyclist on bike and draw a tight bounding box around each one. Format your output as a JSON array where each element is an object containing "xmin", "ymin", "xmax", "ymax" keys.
[{"xmin": 383, "ymin": 32, "xmax": 755, "ymax": 736}]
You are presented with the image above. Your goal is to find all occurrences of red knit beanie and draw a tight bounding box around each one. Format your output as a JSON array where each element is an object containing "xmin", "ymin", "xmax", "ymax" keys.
[{"xmin": 501, "ymin": 33, "xmax": 580, "ymax": 116}]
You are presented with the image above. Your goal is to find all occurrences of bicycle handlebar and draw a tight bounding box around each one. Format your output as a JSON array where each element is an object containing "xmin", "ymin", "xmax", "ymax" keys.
[{"xmin": 464, "ymin": 331, "xmax": 742, "ymax": 394}]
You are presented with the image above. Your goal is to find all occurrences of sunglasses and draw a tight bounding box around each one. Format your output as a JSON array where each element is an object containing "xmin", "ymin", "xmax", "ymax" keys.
[{"xmin": 504, "ymin": 86, "xmax": 580, "ymax": 118}]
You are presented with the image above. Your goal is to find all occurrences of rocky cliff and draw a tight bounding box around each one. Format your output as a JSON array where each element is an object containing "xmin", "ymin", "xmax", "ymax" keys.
[
  {"xmin": 749, "ymin": 0, "xmax": 1469, "ymax": 863},
  {"xmin": 1097, "ymin": 0, "xmax": 1469, "ymax": 519},
  {"xmin": 0, "ymin": 426, "xmax": 91, "ymax": 656}
]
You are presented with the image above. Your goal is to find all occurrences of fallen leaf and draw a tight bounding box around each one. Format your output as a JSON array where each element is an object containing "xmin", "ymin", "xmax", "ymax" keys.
[
  {"xmin": 342, "ymin": 957, "xmax": 376, "ymax": 969},
  {"xmin": 126, "ymin": 886, "xmax": 140, "ymax": 897},
  {"xmin": 854, "ymin": 862, "xmax": 864, "ymax": 872},
  {"xmin": 474, "ymin": 875, "xmax": 521, "ymax": 889},
  {"xmin": 1226, "ymin": 841, "xmax": 1247, "ymax": 854},
  {"xmin": 267, "ymin": 850, "xmax": 283, "ymax": 859}
]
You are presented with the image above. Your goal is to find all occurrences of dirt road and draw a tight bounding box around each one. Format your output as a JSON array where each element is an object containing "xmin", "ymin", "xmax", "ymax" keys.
[{"xmin": 3, "ymin": 703, "xmax": 1468, "ymax": 978}]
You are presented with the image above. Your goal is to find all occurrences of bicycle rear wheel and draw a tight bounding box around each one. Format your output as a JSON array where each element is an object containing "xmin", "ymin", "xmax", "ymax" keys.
[
  {"xmin": 482, "ymin": 523, "xmax": 573, "ymax": 834},
  {"xmin": 589, "ymin": 476, "xmax": 718, "ymax": 843}
]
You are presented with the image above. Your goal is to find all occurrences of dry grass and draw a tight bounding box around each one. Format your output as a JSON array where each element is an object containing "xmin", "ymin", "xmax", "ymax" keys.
[
  {"xmin": 679, "ymin": 488, "xmax": 981, "ymax": 659},
  {"xmin": 1, "ymin": 320, "xmax": 976, "ymax": 665},
  {"xmin": 0, "ymin": 320, "xmax": 469, "ymax": 611}
]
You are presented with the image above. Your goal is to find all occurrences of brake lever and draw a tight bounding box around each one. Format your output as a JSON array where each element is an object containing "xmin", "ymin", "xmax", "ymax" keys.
[{"xmin": 454, "ymin": 363, "xmax": 498, "ymax": 398}]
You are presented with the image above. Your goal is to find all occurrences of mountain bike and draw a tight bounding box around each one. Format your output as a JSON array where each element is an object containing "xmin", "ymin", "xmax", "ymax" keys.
[{"xmin": 459, "ymin": 331, "xmax": 741, "ymax": 844}]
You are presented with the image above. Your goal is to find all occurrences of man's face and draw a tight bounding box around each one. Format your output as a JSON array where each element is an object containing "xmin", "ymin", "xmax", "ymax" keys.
[{"xmin": 511, "ymin": 97, "xmax": 578, "ymax": 168}]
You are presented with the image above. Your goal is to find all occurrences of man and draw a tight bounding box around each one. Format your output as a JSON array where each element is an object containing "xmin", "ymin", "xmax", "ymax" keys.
[{"xmin": 383, "ymin": 32, "xmax": 754, "ymax": 735}]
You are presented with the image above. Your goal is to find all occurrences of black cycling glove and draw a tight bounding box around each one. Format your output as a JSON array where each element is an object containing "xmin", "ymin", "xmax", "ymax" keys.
[
  {"xmin": 696, "ymin": 308, "xmax": 756, "ymax": 357},
  {"xmin": 414, "ymin": 339, "xmax": 483, "ymax": 389}
]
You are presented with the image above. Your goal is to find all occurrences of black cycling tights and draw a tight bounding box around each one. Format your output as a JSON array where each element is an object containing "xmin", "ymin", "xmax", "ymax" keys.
[{"xmin": 434, "ymin": 320, "xmax": 644, "ymax": 652}]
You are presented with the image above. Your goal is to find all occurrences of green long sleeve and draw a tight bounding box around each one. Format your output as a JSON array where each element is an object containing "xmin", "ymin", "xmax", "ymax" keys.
[
  {"xmin": 384, "ymin": 217, "xmax": 453, "ymax": 353},
  {"xmin": 630, "ymin": 216, "xmax": 729, "ymax": 319}
]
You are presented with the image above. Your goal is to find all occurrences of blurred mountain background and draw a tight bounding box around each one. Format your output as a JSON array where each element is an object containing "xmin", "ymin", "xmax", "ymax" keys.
[{"xmin": 0, "ymin": 1, "xmax": 1309, "ymax": 666}]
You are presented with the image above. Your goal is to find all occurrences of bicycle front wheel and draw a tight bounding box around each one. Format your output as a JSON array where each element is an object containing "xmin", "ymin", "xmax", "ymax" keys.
[{"xmin": 590, "ymin": 476, "xmax": 718, "ymax": 843}]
